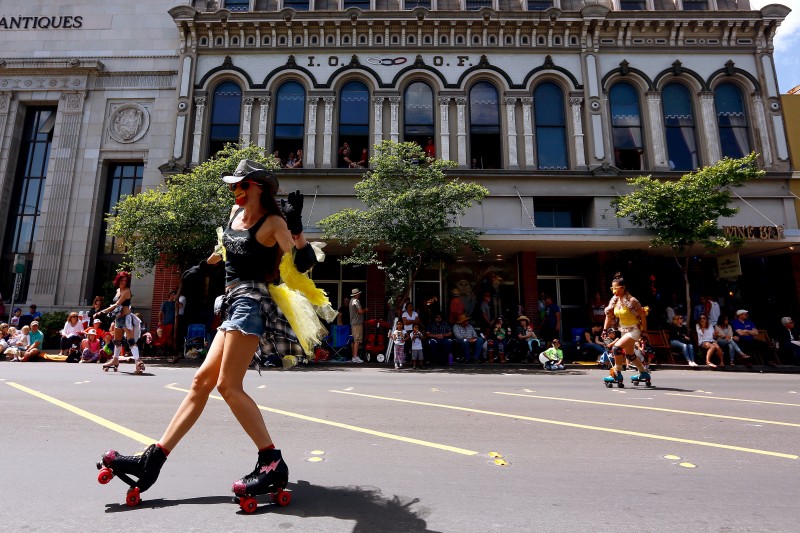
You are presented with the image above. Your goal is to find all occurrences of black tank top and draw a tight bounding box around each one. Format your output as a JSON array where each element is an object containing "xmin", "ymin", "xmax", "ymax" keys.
[{"xmin": 223, "ymin": 207, "xmax": 278, "ymax": 285}]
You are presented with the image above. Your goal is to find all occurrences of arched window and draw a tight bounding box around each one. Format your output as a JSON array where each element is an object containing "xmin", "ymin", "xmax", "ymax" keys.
[
  {"xmin": 469, "ymin": 82, "xmax": 502, "ymax": 169},
  {"xmin": 403, "ymin": 82, "xmax": 435, "ymax": 148},
  {"xmin": 609, "ymin": 82, "xmax": 644, "ymax": 170},
  {"xmin": 338, "ymin": 81, "xmax": 370, "ymax": 168},
  {"xmin": 208, "ymin": 81, "xmax": 242, "ymax": 156},
  {"xmin": 662, "ymin": 83, "xmax": 699, "ymax": 171},
  {"xmin": 534, "ymin": 82, "xmax": 568, "ymax": 170},
  {"xmin": 273, "ymin": 81, "xmax": 306, "ymax": 163},
  {"xmin": 715, "ymin": 83, "xmax": 750, "ymax": 159}
]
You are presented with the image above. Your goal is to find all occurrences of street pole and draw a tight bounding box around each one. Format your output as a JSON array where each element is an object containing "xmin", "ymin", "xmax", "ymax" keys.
[{"xmin": 8, "ymin": 255, "xmax": 25, "ymax": 324}]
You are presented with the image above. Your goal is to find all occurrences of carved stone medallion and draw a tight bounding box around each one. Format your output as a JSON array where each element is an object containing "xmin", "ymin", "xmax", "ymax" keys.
[{"xmin": 108, "ymin": 102, "xmax": 149, "ymax": 144}]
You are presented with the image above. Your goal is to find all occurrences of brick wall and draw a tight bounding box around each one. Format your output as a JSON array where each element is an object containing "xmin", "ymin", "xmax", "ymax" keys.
[
  {"xmin": 519, "ymin": 251, "xmax": 538, "ymax": 325},
  {"xmin": 149, "ymin": 259, "xmax": 181, "ymax": 332}
]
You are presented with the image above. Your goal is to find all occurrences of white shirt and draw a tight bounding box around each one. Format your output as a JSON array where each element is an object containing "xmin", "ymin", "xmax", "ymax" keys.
[
  {"xmin": 696, "ymin": 324, "xmax": 715, "ymax": 344},
  {"xmin": 178, "ymin": 295, "xmax": 186, "ymax": 316},
  {"xmin": 402, "ymin": 310, "xmax": 418, "ymax": 331},
  {"xmin": 63, "ymin": 320, "xmax": 84, "ymax": 337},
  {"xmin": 708, "ymin": 300, "xmax": 720, "ymax": 326}
]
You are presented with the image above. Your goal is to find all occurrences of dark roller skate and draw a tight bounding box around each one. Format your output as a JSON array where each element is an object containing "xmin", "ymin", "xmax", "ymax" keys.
[
  {"xmin": 232, "ymin": 448, "xmax": 291, "ymax": 514},
  {"xmin": 631, "ymin": 370, "xmax": 652, "ymax": 387},
  {"xmin": 96, "ymin": 443, "xmax": 167, "ymax": 506}
]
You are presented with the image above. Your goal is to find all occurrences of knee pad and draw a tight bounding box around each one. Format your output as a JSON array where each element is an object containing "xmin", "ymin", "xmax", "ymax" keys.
[
  {"xmin": 128, "ymin": 338, "xmax": 137, "ymax": 347},
  {"xmin": 114, "ymin": 339, "xmax": 124, "ymax": 347}
]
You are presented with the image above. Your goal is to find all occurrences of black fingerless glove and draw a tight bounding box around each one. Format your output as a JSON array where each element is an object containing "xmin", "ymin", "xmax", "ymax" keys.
[{"xmin": 282, "ymin": 189, "xmax": 304, "ymax": 235}]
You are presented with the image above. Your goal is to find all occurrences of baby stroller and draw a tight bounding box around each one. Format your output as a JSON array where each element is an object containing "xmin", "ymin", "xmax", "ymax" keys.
[
  {"xmin": 183, "ymin": 324, "xmax": 208, "ymax": 360},
  {"xmin": 363, "ymin": 319, "xmax": 391, "ymax": 362}
]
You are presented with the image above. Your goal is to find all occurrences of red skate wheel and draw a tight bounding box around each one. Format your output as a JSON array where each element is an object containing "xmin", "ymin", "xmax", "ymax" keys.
[
  {"xmin": 239, "ymin": 496, "xmax": 257, "ymax": 514},
  {"xmin": 126, "ymin": 487, "xmax": 141, "ymax": 507},
  {"xmin": 97, "ymin": 467, "xmax": 114, "ymax": 484},
  {"xmin": 275, "ymin": 490, "xmax": 292, "ymax": 507}
]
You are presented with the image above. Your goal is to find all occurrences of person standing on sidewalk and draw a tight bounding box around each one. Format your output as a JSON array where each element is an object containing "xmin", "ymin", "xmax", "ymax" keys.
[{"xmin": 349, "ymin": 288, "xmax": 366, "ymax": 363}]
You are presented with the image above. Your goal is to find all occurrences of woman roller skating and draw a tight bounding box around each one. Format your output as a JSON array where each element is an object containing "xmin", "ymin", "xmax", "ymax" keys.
[
  {"xmin": 97, "ymin": 272, "xmax": 144, "ymax": 374},
  {"xmin": 603, "ymin": 273, "xmax": 652, "ymax": 388},
  {"xmin": 97, "ymin": 159, "xmax": 321, "ymax": 511}
]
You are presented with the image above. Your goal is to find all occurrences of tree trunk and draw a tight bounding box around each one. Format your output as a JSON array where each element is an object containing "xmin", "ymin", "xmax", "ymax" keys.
[{"xmin": 682, "ymin": 255, "xmax": 691, "ymax": 324}]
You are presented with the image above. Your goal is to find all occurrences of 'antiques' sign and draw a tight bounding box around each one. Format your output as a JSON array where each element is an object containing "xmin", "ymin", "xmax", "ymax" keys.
[
  {"xmin": 0, "ymin": 16, "xmax": 83, "ymax": 30},
  {"xmin": 722, "ymin": 225, "xmax": 784, "ymax": 240}
]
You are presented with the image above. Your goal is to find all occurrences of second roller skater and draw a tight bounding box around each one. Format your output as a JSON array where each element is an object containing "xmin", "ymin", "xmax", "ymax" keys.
[{"xmin": 603, "ymin": 273, "xmax": 652, "ymax": 388}]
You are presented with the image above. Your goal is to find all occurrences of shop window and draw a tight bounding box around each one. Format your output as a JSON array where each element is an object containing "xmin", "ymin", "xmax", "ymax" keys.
[
  {"xmin": 534, "ymin": 82, "xmax": 568, "ymax": 170},
  {"xmin": 403, "ymin": 81, "xmax": 435, "ymax": 148},
  {"xmin": 208, "ymin": 81, "xmax": 242, "ymax": 156},
  {"xmin": 662, "ymin": 82, "xmax": 699, "ymax": 171},
  {"xmin": 469, "ymin": 82, "xmax": 502, "ymax": 169},
  {"xmin": 609, "ymin": 82, "xmax": 644, "ymax": 170},
  {"xmin": 225, "ymin": 0, "xmax": 250, "ymax": 11},
  {"xmin": 338, "ymin": 80, "xmax": 370, "ymax": 168},
  {"xmin": 714, "ymin": 83, "xmax": 750, "ymax": 159},
  {"xmin": 91, "ymin": 162, "xmax": 144, "ymax": 302},
  {"xmin": 273, "ymin": 81, "xmax": 306, "ymax": 162},
  {"xmin": 1, "ymin": 106, "xmax": 56, "ymax": 301},
  {"xmin": 284, "ymin": 0, "xmax": 310, "ymax": 10}
]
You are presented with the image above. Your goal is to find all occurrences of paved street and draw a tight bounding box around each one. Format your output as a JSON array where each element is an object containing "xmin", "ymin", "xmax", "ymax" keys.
[{"xmin": 1, "ymin": 362, "xmax": 798, "ymax": 532}]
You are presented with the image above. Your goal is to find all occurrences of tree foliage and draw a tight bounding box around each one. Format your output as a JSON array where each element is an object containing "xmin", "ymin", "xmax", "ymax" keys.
[
  {"xmin": 612, "ymin": 154, "xmax": 764, "ymax": 311},
  {"xmin": 107, "ymin": 144, "xmax": 279, "ymax": 275},
  {"xmin": 318, "ymin": 140, "xmax": 489, "ymax": 302}
]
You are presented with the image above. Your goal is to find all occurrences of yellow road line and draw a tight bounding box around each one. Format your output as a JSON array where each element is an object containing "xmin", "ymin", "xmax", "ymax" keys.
[
  {"xmin": 165, "ymin": 384, "xmax": 477, "ymax": 456},
  {"xmin": 666, "ymin": 393, "xmax": 800, "ymax": 407},
  {"xmin": 495, "ymin": 392, "xmax": 800, "ymax": 428},
  {"xmin": 6, "ymin": 382, "xmax": 155, "ymax": 445},
  {"xmin": 331, "ymin": 390, "xmax": 798, "ymax": 460}
]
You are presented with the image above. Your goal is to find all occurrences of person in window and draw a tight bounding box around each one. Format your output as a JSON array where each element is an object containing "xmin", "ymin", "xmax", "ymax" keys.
[
  {"xmin": 424, "ymin": 137, "xmax": 436, "ymax": 159},
  {"xmin": 285, "ymin": 152, "xmax": 298, "ymax": 169},
  {"xmin": 355, "ymin": 147, "xmax": 368, "ymax": 168},
  {"xmin": 293, "ymin": 149, "xmax": 303, "ymax": 169},
  {"xmin": 338, "ymin": 142, "xmax": 352, "ymax": 168},
  {"xmin": 272, "ymin": 150, "xmax": 284, "ymax": 168}
]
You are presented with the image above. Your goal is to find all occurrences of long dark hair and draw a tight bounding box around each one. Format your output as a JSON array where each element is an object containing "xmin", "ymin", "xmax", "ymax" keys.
[{"xmin": 258, "ymin": 179, "xmax": 287, "ymax": 280}]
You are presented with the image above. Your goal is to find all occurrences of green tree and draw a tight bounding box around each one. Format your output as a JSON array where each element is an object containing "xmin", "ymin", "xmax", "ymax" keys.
[
  {"xmin": 318, "ymin": 140, "xmax": 489, "ymax": 303},
  {"xmin": 612, "ymin": 154, "xmax": 764, "ymax": 316},
  {"xmin": 107, "ymin": 144, "xmax": 278, "ymax": 275}
]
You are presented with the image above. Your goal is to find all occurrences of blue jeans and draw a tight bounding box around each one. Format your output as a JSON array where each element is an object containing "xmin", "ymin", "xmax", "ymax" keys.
[
  {"xmin": 456, "ymin": 337, "xmax": 484, "ymax": 363},
  {"xmin": 427, "ymin": 338, "xmax": 453, "ymax": 365},
  {"xmin": 670, "ymin": 340, "xmax": 695, "ymax": 363}
]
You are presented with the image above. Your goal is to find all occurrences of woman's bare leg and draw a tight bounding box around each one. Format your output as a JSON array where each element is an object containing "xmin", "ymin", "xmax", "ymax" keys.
[
  {"xmin": 216, "ymin": 330, "xmax": 272, "ymax": 449},
  {"xmin": 158, "ymin": 330, "xmax": 225, "ymax": 451}
]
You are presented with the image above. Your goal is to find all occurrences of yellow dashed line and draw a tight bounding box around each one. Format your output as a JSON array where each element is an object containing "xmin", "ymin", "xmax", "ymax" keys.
[
  {"xmin": 495, "ymin": 392, "xmax": 800, "ymax": 428},
  {"xmin": 331, "ymin": 390, "xmax": 798, "ymax": 460},
  {"xmin": 165, "ymin": 384, "xmax": 478, "ymax": 456},
  {"xmin": 5, "ymin": 382, "xmax": 155, "ymax": 445}
]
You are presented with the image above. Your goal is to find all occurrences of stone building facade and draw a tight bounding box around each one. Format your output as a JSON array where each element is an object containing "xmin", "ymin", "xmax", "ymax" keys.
[{"xmin": 1, "ymin": 0, "xmax": 797, "ymax": 335}]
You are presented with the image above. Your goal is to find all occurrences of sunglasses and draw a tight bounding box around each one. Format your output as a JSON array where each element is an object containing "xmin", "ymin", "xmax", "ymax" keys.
[{"xmin": 228, "ymin": 180, "xmax": 262, "ymax": 192}]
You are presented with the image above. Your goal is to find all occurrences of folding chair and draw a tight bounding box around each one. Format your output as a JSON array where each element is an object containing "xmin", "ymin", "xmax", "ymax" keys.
[
  {"xmin": 184, "ymin": 324, "xmax": 208, "ymax": 359},
  {"xmin": 323, "ymin": 324, "xmax": 353, "ymax": 361}
]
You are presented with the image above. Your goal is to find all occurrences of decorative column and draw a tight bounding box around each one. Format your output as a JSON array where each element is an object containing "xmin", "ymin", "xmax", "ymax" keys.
[
  {"xmin": 438, "ymin": 96, "xmax": 451, "ymax": 162},
  {"xmin": 241, "ymin": 97, "xmax": 254, "ymax": 145},
  {"xmin": 373, "ymin": 96, "xmax": 384, "ymax": 148},
  {"xmin": 191, "ymin": 96, "xmax": 206, "ymax": 166},
  {"xmin": 698, "ymin": 91, "xmax": 721, "ymax": 164},
  {"xmin": 505, "ymin": 97, "xmax": 519, "ymax": 169},
  {"xmin": 305, "ymin": 96, "xmax": 318, "ymax": 168},
  {"xmin": 569, "ymin": 97, "xmax": 587, "ymax": 169},
  {"xmin": 257, "ymin": 96, "xmax": 270, "ymax": 149},
  {"xmin": 521, "ymin": 97, "xmax": 534, "ymax": 169},
  {"xmin": 646, "ymin": 91, "xmax": 668, "ymax": 170},
  {"xmin": 29, "ymin": 90, "xmax": 86, "ymax": 302},
  {"xmin": 456, "ymin": 97, "xmax": 467, "ymax": 168},
  {"xmin": 322, "ymin": 96, "xmax": 335, "ymax": 168},
  {"xmin": 389, "ymin": 97, "xmax": 400, "ymax": 143},
  {"xmin": 752, "ymin": 93, "xmax": 773, "ymax": 166}
]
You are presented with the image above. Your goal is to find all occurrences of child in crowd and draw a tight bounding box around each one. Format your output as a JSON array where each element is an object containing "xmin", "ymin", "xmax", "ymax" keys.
[
  {"xmin": 600, "ymin": 328, "xmax": 618, "ymax": 368},
  {"xmin": 8, "ymin": 326, "xmax": 30, "ymax": 361},
  {"xmin": 490, "ymin": 317, "xmax": 508, "ymax": 363},
  {"xmin": 390, "ymin": 320, "xmax": 408, "ymax": 369},
  {"xmin": 540, "ymin": 339, "xmax": 565, "ymax": 370},
  {"xmin": 633, "ymin": 337, "xmax": 656, "ymax": 371},
  {"xmin": 410, "ymin": 323, "xmax": 424, "ymax": 369},
  {"xmin": 99, "ymin": 332, "xmax": 114, "ymax": 364},
  {"xmin": 80, "ymin": 329, "xmax": 103, "ymax": 363}
]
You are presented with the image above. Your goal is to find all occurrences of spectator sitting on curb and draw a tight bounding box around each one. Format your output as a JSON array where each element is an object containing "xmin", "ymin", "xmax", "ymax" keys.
[{"xmin": 540, "ymin": 339, "xmax": 565, "ymax": 370}]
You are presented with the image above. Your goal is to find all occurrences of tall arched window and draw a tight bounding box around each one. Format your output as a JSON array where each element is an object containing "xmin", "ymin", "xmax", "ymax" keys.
[
  {"xmin": 403, "ymin": 82, "xmax": 434, "ymax": 149},
  {"xmin": 533, "ymin": 82, "xmax": 568, "ymax": 170},
  {"xmin": 714, "ymin": 83, "xmax": 750, "ymax": 159},
  {"xmin": 273, "ymin": 81, "xmax": 306, "ymax": 164},
  {"xmin": 662, "ymin": 83, "xmax": 699, "ymax": 171},
  {"xmin": 469, "ymin": 82, "xmax": 502, "ymax": 169},
  {"xmin": 609, "ymin": 82, "xmax": 644, "ymax": 170},
  {"xmin": 208, "ymin": 81, "xmax": 242, "ymax": 156},
  {"xmin": 338, "ymin": 81, "xmax": 370, "ymax": 168}
]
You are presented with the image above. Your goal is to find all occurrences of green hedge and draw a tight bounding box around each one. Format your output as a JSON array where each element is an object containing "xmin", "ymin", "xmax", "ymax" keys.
[{"xmin": 37, "ymin": 311, "xmax": 70, "ymax": 349}]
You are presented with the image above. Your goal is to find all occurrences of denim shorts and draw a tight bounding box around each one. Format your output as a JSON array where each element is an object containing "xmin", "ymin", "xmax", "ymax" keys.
[{"xmin": 219, "ymin": 296, "xmax": 265, "ymax": 337}]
